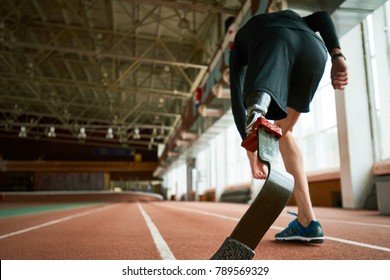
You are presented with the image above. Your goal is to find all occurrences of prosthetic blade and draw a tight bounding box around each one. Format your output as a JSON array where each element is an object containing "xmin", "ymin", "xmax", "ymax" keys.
[
  {"xmin": 211, "ymin": 118, "xmax": 294, "ymax": 259},
  {"xmin": 210, "ymin": 237, "xmax": 255, "ymax": 260}
]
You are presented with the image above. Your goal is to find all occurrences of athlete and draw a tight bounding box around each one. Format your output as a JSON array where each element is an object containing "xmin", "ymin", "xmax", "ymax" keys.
[{"xmin": 229, "ymin": 10, "xmax": 348, "ymax": 243}]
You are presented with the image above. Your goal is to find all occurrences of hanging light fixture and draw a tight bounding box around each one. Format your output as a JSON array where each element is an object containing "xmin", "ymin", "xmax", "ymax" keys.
[
  {"xmin": 78, "ymin": 127, "xmax": 86, "ymax": 139},
  {"xmin": 18, "ymin": 126, "xmax": 27, "ymax": 138},
  {"xmin": 48, "ymin": 126, "xmax": 56, "ymax": 138},
  {"xmin": 133, "ymin": 127, "xmax": 141, "ymax": 139},
  {"xmin": 106, "ymin": 127, "xmax": 114, "ymax": 139}
]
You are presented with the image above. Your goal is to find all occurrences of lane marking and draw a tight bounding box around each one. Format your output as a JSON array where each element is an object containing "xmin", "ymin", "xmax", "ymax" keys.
[
  {"xmin": 279, "ymin": 213, "xmax": 390, "ymax": 229},
  {"xmin": 159, "ymin": 203, "xmax": 390, "ymax": 253},
  {"xmin": 320, "ymin": 219, "xmax": 390, "ymax": 229},
  {"xmin": 325, "ymin": 236, "xmax": 390, "ymax": 252},
  {"xmin": 137, "ymin": 203, "xmax": 176, "ymax": 260},
  {"xmin": 0, "ymin": 202, "xmax": 104, "ymax": 218},
  {"xmin": 0, "ymin": 204, "xmax": 116, "ymax": 240},
  {"xmin": 270, "ymin": 225, "xmax": 390, "ymax": 253}
]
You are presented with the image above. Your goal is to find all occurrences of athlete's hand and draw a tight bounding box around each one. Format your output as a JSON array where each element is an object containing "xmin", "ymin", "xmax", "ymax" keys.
[
  {"xmin": 331, "ymin": 56, "xmax": 348, "ymax": 90},
  {"xmin": 246, "ymin": 150, "xmax": 268, "ymax": 179}
]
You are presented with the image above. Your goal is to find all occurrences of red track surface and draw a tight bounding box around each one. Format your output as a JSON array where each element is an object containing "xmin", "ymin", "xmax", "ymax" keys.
[{"xmin": 1, "ymin": 201, "xmax": 389, "ymax": 260}]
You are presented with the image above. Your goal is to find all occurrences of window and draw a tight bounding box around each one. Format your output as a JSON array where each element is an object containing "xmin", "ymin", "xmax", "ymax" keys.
[
  {"xmin": 293, "ymin": 60, "xmax": 340, "ymax": 172},
  {"xmin": 364, "ymin": 2, "xmax": 390, "ymax": 161},
  {"xmin": 226, "ymin": 124, "xmax": 252, "ymax": 185}
]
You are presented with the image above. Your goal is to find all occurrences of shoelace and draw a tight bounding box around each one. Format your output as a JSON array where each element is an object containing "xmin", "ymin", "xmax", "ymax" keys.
[
  {"xmin": 284, "ymin": 211, "xmax": 299, "ymax": 233},
  {"xmin": 287, "ymin": 210, "xmax": 298, "ymax": 217}
]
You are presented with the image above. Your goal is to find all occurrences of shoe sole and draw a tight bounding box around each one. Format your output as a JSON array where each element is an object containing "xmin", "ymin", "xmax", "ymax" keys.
[{"xmin": 275, "ymin": 236, "xmax": 324, "ymax": 244}]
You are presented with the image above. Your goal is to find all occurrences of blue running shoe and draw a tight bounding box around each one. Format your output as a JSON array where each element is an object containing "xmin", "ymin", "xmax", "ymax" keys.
[{"xmin": 275, "ymin": 212, "xmax": 324, "ymax": 243}]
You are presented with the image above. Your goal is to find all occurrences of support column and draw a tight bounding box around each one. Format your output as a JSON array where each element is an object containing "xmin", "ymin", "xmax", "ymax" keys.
[
  {"xmin": 335, "ymin": 25, "xmax": 374, "ymax": 208},
  {"xmin": 186, "ymin": 158, "xmax": 195, "ymax": 201},
  {"xmin": 104, "ymin": 172, "xmax": 110, "ymax": 190}
]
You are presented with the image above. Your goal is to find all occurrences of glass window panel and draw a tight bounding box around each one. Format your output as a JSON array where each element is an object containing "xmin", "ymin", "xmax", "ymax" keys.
[
  {"xmin": 293, "ymin": 59, "xmax": 340, "ymax": 172},
  {"xmin": 365, "ymin": 2, "xmax": 390, "ymax": 161}
]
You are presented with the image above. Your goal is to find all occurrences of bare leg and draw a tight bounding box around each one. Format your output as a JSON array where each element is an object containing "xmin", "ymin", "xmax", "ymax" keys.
[
  {"xmin": 245, "ymin": 107, "xmax": 316, "ymax": 225},
  {"xmin": 275, "ymin": 107, "xmax": 316, "ymax": 226}
]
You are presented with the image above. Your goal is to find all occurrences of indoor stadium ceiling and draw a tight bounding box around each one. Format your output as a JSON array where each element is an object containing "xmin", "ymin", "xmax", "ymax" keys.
[
  {"xmin": 0, "ymin": 0, "xmax": 387, "ymax": 161},
  {"xmin": 0, "ymin": 0, "xmax": 241, "ymax": 157}
]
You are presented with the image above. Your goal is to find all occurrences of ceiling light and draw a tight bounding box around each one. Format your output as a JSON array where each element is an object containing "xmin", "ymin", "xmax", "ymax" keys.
[
  {"xmin": 158, "ymin": 98, "xmax": 165, "ymax": 108},
  {"xmin": 78, "ymin": 127, "xmax": 86, "ymax": 139},
  {"xmin": 133, "ymin": 127, "xmax": 141, "ymax": 139},
  {"xmin": 48, "ymin": 126, "xmax": 56, "ymax": 138},
  {"xmin": 106, "ymin": 127, "xmax": 114, "ymax": 139},
  {"xmin": 18, "ymin": 126, "xmax": 27, "ymax": 138}
]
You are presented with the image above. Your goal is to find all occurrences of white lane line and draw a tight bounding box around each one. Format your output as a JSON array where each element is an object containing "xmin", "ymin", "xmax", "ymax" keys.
[
  {"xmin": 322, "ymin": 219, "xmax": 390, "ymax": 229},
  {"xmin": 270, "ymin": 225, "xmax": 390, "ymax": 252},
  {"xmin": 159, "ymin": 203, "xmax": 390, "ymax": 253},
  {"xmin": 0, "ymin": 204, "xmax": 116, "ymax": 240},
  {"xmin": 279, "ymin": 213, "xmax": 390, "ymax": 229},
  {"xmin": 137, "ymin": 202, "xmax": 176, "ymax": 260},
  {"xmin": 325, "ymin": 236, "xmax": 390, "ymax": 252}
]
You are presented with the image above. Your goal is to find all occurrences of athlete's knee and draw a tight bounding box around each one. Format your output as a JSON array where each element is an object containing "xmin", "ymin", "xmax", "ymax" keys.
[
  {"xmin": 274, "ymin": 107, "xmax": 301, "ymax": 137},
  {"xmin": 274, "ymin": 120, "xmax": 293, "ymax": 137}
]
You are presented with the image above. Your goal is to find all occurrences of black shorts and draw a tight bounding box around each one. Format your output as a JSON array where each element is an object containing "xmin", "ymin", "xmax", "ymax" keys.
[{"xmin": 243, "ymin": 27, "xmax": 328, "ymax": 120}]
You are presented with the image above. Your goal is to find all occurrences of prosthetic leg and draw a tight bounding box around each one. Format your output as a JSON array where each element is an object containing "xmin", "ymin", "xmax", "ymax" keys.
[{"xmin": 210, "ymin": 92, "xmax": 294, "ymax": 260}]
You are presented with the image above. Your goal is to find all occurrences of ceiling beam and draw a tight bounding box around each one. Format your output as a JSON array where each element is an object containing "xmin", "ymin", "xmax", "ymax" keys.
[
  {"xmin": 0, "ymin": 71, "xmax": 193, "ymax": 98},
  {"xmin": 126, "ymin": 0, "xmax": 238, "ymax": 15},
  {"xmin": 14, "ymin": 41, "xmax": 208, "ymax": 69}
]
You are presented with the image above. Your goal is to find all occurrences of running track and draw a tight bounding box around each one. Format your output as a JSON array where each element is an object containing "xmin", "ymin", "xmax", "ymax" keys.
[{"xmin": 1, "ymin": 201, "xmax": 389, "ymax": 260}]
